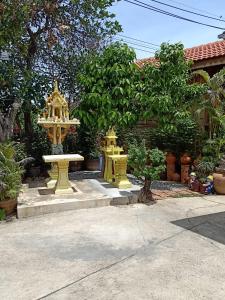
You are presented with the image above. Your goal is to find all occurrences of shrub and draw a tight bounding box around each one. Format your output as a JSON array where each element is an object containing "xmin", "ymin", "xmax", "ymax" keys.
[
  {"xmin": 128, "ymin": 140, "xmax": 165, "ymax": 203},
  {"xmin": 0, "ymin": 143, "xmax": 23, "ymax": 201}
]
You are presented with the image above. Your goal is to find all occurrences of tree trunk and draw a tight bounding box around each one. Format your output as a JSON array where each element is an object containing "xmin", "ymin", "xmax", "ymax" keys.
[
  {"xmin": 24, "ymin": 110, "xmax": 33, "ymax": 138},
  {"xmin": 138, "ymin": 179, "xmax": 155, "ymax": 203},
  {"xmin": 0, "ymin": 100, "xmax": 21, "ymax": 142}
]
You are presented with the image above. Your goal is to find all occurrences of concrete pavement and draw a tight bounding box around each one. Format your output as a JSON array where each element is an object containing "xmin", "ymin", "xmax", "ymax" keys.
[{"xmin": 1, "ymin": 195, "xmax": 225, "ymax": 299}]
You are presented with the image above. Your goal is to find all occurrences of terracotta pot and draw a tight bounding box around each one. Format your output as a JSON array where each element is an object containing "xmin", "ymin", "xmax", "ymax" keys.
[
  {"xmin": 180, "ymin": 153, "xmax": 191, "ymax": 165},
  {"xmin": 181, "ymin": 164, "xmax": 190, "ymax": 184},
  {"xmin": 166, "ymin": 153, "xmax": 176, "ymax": 181},
  {"xmin": 172, "ymin": 172, "xmax": 180, "ymax": 182},
  {"xmin": 166, "ymin": 152, "xmax": 176, "ymax": 164},
  {"xmin": 213, "ymin": 173, "xmax": 225, "ymax": 195},
  {"xmin": 190, "ymin": 180, "xmax": 200, "ymax": 192},
  {"xmin": 0, "ymin": 199, "xmax": 17, "ymax": 215},
  {"xmin": 85, "ymin": 159, "xmax": 99, "ymax": 171},
  {"xmin": 69, "ymin": 161, "xmax": 83, "ymax": 172}
]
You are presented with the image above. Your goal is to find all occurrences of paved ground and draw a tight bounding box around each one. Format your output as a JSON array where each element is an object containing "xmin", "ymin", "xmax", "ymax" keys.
[{"xmin": 1, "ymin": 195, "xmax": 225, "ymax": 300}]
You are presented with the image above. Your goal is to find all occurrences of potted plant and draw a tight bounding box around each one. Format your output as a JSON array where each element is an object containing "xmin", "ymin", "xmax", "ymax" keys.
[
  {"xmin": 196, "ymin": 160, "xmax": 215, "ymax": 194},
  {"xmin": 0, "ymin": 143, "xmax": 23, "ymax": 215},
  {"xmin": 85, "ymin": 149, "xmax": 100, "ymax": 171},
  {"xmin": 128, "ymin": 140, "xmax": 165, "ymax": 203}
]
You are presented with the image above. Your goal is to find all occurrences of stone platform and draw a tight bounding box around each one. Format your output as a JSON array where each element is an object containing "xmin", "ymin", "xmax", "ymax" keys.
[{"xmin": 17, "ymin": 175, "xmax": 140, "ymax": 218}]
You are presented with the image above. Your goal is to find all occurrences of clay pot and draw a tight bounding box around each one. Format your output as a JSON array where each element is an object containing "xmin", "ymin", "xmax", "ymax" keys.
[
  {"xmin": 85, "ymin": 159, "xmax": 99, "ymax": 171},
  {"xmin": 213, "ymin": 173, "xmax": 225, "ymax": 195},
  {"xmin": 69, "ymin": 161, "xmax": 83, "ymax": 172},
  {"xmin": 0, "ymin": 199, "xmax": 17, "ymax": 215},
  {"xmin": 181, "ymin": 164, "xmax": 190, "ymax": 184},
  {"xmin": 166, "ymin": 152, "xmax": 176, "ymax": 164},
  {"xmin": 166, "ymin": 153, "xmax": 176, "ymax": 181},
  {"xmin": 172, "ymin": 173, "xmax": 180, "ymax": 182},
  {"xmin": 180, "ymin": 153, "xmax": 191, "ymax": 165},
  {"xmin": 190, "ymin": 180, "xmax": 200, "ymax": 192}
]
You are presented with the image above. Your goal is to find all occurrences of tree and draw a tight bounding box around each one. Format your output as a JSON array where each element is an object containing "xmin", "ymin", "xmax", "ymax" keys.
[
  {"xmin": 0, "ymin": 0, "xmax": 121, "ymax": 140},
  {"xmin": 75, "ymin": 42, "xmax": 141, "ymax": 130},
  {"xmin": 128, "ymin": 140, "xmax": 165, "ymax": 203},
  {"xmin": 193, "ymin": 68, "xmax": 225, "ymax": 138},
  {"xmin": 141, "ymin": 43, "xmax": 206, "ymax": 132}
]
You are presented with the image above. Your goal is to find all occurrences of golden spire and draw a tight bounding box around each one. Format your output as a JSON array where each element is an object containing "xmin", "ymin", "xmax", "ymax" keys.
[{"xmin": 54, "ymin": 80, "xmax": 59, "ymax": 92}]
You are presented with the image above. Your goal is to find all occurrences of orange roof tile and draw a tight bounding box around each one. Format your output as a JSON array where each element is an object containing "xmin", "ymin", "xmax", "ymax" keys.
[{"xmin": 136, "ymin": 40, "xmax": 225, "ymax": 67}]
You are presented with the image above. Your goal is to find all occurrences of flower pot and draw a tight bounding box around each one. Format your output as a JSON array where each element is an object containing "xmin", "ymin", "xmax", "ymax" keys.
[
  {"xmin": 28, "ymin": 166, "xmax": 41, "ymax": 177},
  {"xmin": 190, "ymin": 180, "xmax": 200, "ymax": 192},
  {"xmin": 172, "ymin": 172, "xmax": 180, "ymax": 182},
  {"xmin": 180, "ymin": 153, "xmax": 191, "ymax": 165},
  {"xmin": 166, "ymin": 153, "xmax": 176, "ymax": 181},
  {"xmin": 213, "ymin": 172, "xmax": 225, "ymax": 195},
  {"xmin": 0, "ymin": 199, "xmax": 17, "ymax": 215},
  {"xmin": 69, "ymin": 161, "xmax": 83, "ymax": 172},
  {"xmin": 85, "ymin": 159, "xmax": 99, "ymax": 171}
]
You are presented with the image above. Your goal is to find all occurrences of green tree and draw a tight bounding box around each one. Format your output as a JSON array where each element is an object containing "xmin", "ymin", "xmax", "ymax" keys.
[
  {"xmin": 141, "ymin": 43, "xmax": 206, "ymax": 131},
  {"xmin": 0, "ymin": 0, "xmax": 121, "ymax": 140},
  {"xmin": 128, "ymin": 140, "xmax": 165, "ymax": 203},
  {"xmin": 193, "ymin": 68, "xmax": 225, "ymax": 138},
  {"xmin": 75, "ymin": 42, "xmax": 141, "ymax": 130}
]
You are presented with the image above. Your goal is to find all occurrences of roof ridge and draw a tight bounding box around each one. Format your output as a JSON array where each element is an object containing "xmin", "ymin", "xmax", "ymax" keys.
[{"xmin": 136, "ymin": 39, "xmax": 225, "ymax": 66}]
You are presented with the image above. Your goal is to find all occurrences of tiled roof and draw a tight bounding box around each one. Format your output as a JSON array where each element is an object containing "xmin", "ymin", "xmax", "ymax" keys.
[{"xmin": 136, "ymin": 40, "xmax": 225, "ymax": 67}]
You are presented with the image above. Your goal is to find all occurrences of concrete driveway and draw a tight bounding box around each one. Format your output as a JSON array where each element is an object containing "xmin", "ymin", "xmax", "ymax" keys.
[{"xmin": 1, "ymin": 195, "xmax": 225, "ymax": 300}]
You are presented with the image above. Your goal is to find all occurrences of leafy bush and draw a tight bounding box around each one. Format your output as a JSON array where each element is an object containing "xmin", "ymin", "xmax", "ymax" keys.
[
  {"xmin": 0, "ymin": 143, "xmax": 23, "ymax": 201},
  {"xmin": 196, "ymin": 161, "xmax": 215, "ymax": 182},
  {"xmin": 128, "ymin": 140, "xmax": 165, "ymax": 202},
  {"xmin": 149, "ymin": 116, "xmax": 202, "ymax": 157},
  {"xmin": 0, "ymin": 209, "xmax": 5, "ymax": 221},
  {"xmin": 25, "ymin": 127, "xmax": 51, "ymax": 166}
]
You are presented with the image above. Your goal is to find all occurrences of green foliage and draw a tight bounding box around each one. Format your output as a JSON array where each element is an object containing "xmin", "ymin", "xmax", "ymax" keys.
[
  {"xmin": 0, "ymin": 143, "xmax": 23, "ymax": 201},
  {"xmin": 193, "ymin": 68, "xmax": 225, "ymax": 138},
  {"xmin": 196, "ymin": 161, "xmax": 215, "ymax": 182},
  {"xmin": 0, "ymin": 0, "xmax": 122, "ymax": 139},
  {"xmin": 25, "ymin": 126, "xmax": 51, "ymax": 166},
  {"xmin": 0, "ymin": 209, "xmax": 6, "ymax": 221},
  {"xmin": 149, "ymin": 116, "xmax": 202, "ymax": 156},
  {"xmin": 128, "ymin": 140, "xmax": 165, "ymax": 181},
  {"xmin": 201, "ymin": 138, "xmax": 225, "ymax": 164},
  {"xmin": 141, "ymin": 43, "xmax": 206, "ymax": 130},
  {"xmin": 76, "ymin": 42, "xmax": 141, "ymax": 130},
  {"xmin": 14, "ymin": 142, "xmax": 27, "ymax": 162}
]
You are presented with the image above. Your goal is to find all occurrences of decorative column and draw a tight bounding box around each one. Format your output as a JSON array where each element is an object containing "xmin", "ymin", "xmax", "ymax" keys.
[
  {"xmin": 180, "ymin": 153, "xmax": 191, "ymax": 184},
  {"xmin": 166, "ymin": 153, "xmax": 176, "ymax": 181}
]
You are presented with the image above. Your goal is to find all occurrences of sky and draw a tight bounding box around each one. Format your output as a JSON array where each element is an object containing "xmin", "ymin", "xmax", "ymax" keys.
[{"xmin": 110, "ymin": 0, "xmax": 225, "ymax": 59}]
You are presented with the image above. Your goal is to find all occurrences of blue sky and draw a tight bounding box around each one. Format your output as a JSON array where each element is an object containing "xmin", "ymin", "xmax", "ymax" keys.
[{"xmin": 110, "ymin": 0, "xmax": 225, "ymax": 59}]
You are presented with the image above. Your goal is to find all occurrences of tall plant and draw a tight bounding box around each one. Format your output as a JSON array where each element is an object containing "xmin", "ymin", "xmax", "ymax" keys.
[
  {"xmin": 76, "ymin": 43, "xmax": 141, "ymax": 131},
  {"xmin": 192, "ymin": 68, "xmax": 225, "ymax": 138},
  {"xmin": 141, "ymin": 43, "xmax": 206, "ymax": 131},
  {"xmin": 128, "ymin": 140, "xmax": 165, "ymax": 203}
]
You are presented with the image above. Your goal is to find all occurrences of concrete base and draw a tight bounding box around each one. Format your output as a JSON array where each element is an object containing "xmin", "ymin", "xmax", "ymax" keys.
[
  {"xmin": 46, "ymin": 179, "xmax": 57, "ymax": 189},
  {"xmin": 17, "ymin": 178, "xmax": 141, "ymax": 218}
]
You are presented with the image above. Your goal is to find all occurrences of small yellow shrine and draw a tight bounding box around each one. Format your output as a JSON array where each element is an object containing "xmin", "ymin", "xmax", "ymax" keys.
[
  {"xmin": 38, "ymin": 81, "xmax": 80, "ymax": 145},
  {"xmin": 101, "ymin": 128, "xmax": 131, "ymax": 189},
  {"xmin": 38, "ymin": 81, "xmax": 83, "ymax": 192}
]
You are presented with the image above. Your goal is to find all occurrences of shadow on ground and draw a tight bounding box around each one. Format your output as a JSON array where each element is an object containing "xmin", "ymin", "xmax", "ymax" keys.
[{"xmin": 172, "ymin": 211, "xmax": 225, "ymax": 246}]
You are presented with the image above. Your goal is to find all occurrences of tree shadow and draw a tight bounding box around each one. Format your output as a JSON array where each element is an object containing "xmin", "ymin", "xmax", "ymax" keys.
[{"xmin": 172, "ymin": 211, "xmax": 225, "ymax": 246}]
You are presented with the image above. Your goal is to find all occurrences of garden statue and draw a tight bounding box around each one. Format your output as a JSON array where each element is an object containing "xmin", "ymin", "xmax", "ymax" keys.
[
  {"xmin": 38, "ymin": 81, "xmax": 84, "ymax": 193},
  {"xmin": 189, "ymin": 172, "xmax": 199, "ymax": 191},
  {"xmin": 101, "ymin": 128, "xmax": 131, "ymax": 189},
  {"xmin": 203, "ymin": 175, "xmax": 214, "ymax": 194}
]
